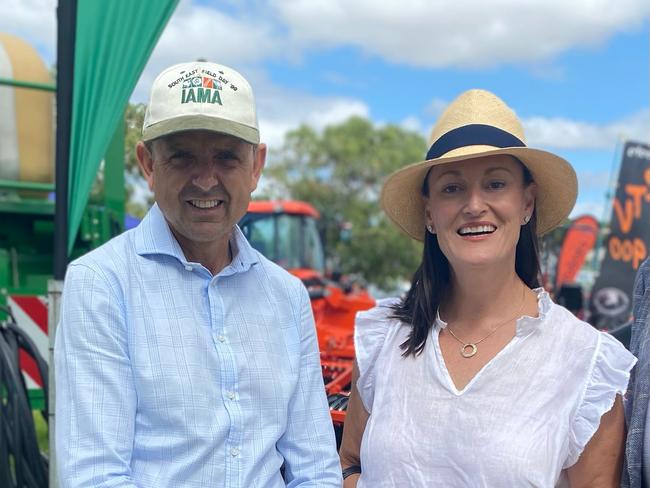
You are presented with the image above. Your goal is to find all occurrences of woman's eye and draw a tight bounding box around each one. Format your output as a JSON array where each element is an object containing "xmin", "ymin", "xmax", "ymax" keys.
[
  {"xmin": 442, "ymin": 184, "xmax": 461, "ymax": 194},
  {"xmin": 487, "ymin": 180, "xmax": 506, "ymax": 189}
]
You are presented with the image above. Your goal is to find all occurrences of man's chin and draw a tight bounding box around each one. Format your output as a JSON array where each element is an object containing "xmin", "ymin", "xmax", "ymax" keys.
[{"xmin": 170, "ymin": 223, "xmax": 234, "ymax": 246}]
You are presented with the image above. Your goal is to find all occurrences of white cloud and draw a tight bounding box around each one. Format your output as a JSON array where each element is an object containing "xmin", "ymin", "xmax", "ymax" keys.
[
  {"xmin": 271, "ymin": 0, "xmax": 649, "ymax": 68},
  {"xmin": 523, "ymin": 108, "xmax": 650, "ymax": 149},
  {"xmin": 3, "ymin": 0, "xmax": 648, "ymax": 76},
  {"xmin": 0, "ymin": 0, "xmax": 57, "ymax": 62},
  {"xmin": 130, "ymin": 0, "xmax": 288, "ymax": 101},
  {"xmin": 399, "ymin": 115, "xmax": 424, "ymax": 134},
  {"xmin": 257, "ymin": 85, "xmax": 370, "ymax": 149}
]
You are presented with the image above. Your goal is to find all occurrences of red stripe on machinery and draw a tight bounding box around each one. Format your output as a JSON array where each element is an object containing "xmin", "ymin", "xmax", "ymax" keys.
[
  {"xmin": 19, "ymin": 349, "xmax": 43, "ymax": 388},
  {"xmin": 11, "ymin": 296, "xmax": 48, "ymax": 334}
]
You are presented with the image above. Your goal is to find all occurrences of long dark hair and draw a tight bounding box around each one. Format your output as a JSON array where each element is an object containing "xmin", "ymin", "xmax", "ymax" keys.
[{"xmin": 391, "ymin": 161, "xmax": 541, "ymax": 357}]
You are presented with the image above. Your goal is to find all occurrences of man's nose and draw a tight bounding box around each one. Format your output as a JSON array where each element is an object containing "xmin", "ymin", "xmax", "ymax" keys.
[{"xmin": 191, "ymin": 163, "xmax": 220, "ymax": 192}]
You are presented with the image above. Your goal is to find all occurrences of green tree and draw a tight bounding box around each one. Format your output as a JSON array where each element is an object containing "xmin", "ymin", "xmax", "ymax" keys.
[
  {"xmin": 123, "ymin": 103, "xmax": 151, "ymax": 218},
  {"xmin": 265, "ymin": 116, "xmax": 427, "ymax": 290}
]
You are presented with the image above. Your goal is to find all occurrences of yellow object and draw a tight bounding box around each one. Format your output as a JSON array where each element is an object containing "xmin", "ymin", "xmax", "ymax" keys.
[{"xmin": 0, "ymin": 33, "xmax": 54, "ymax": 183}]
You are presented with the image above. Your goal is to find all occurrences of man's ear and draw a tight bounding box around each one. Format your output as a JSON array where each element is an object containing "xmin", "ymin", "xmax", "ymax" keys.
[
  {"xmin": 250, "ymin": 143, "xmax": 267, "ymax": 192},
  {"xmin": 136, "ymin": 141, "xmax": 155, "ymax": 191}
]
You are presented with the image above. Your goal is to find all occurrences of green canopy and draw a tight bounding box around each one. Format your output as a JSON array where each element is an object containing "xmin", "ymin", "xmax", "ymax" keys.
[{"xmin": 67, "ymin": 0, "xmax": 178, "ymax": 253}]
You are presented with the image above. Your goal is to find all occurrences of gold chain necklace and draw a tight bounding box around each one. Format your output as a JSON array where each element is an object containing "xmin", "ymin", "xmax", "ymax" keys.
[{"xmin": 445, "ymin": 284, "xmax": 527, "ymax": 359}]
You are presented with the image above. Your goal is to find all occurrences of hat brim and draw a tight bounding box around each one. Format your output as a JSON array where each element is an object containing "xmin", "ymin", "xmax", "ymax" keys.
[
  {"xmin": 380, "ymin": 145, "xmax": 577, "ymax": 241},
  {"xmin": 142, "ymin": 114, "xmax": 260, "ymax": 144}
]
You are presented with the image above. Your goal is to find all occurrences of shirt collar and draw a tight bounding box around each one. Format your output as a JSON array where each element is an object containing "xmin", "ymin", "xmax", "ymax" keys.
[
  {"xmin": 134, "ymin": 203, "xmax": 260, "ymax": 273},
  {"xmin": 435, "ymin": 287, "xmax": 551, "ymax": 338}
]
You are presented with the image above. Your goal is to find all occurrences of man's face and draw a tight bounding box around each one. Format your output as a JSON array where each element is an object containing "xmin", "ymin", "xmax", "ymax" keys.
[{"xmin": 137, "ymin": 130, "xmax": 265, "ymax": 250}]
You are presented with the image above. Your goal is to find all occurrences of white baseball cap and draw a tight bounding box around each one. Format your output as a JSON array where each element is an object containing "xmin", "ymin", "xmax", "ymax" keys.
[{"xmin": 142, "ymin": 61, "xmax": 259, "ymax": 144}]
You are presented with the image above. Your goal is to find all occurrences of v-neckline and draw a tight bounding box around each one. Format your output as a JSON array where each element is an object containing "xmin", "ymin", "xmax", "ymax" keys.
[{"xmin": 431, "ymin": 326, "xmax": 520, "ymax": 395}]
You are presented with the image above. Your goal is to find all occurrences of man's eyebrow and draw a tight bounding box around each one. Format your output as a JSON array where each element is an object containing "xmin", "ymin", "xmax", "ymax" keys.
[{"xmin": 164, "ymin": 142, "xmax": 190, "ymax": 152}]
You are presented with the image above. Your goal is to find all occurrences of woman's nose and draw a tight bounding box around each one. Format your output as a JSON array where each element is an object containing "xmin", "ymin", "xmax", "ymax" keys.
[{"xmin": 463, "ymin": 186, "xmax": 487, "ymax": 216}]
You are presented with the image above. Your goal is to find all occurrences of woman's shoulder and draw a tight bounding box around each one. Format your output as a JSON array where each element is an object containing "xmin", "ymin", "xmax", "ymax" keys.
[
  {"xmin": 537, "ymin": 289, "xmax": 635, "ymax": 368},
  {"xmin": 356, "ymin": 297, "xmax": 402, "ymax": 323},
  {"xmin": 539, "ymin": 289, "xmax": 600, "ymax": 342}
]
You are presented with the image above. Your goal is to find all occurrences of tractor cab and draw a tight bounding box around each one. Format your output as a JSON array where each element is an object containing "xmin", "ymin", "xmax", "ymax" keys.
[{"xmin": 239, "ymin": 200, "xmax": 325, "ymax": 282}]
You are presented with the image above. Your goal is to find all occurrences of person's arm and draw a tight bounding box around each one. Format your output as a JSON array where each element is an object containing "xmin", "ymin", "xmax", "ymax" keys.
[
  {"xmin": 339, "ymin": 361, "xmax": 369, "ymax": 488},
  {"xmin": 276, "ymin": 285, "xmax": 342, "ymax": 487},
  {"xmin": 566, "ymin": 395, "xmax": 626, "ymax": 487},
  {"xmin": 55, "ymin": 263, "xmax": 138, "ymax": 487}
]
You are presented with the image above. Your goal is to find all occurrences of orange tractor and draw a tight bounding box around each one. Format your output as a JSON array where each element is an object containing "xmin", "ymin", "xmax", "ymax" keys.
[{"xmin": 239, "ymin": 200, "xmax": 374, "ymax": 439}]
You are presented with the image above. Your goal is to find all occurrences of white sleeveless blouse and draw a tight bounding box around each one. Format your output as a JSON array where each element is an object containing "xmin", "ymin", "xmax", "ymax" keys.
[{"xmin": 354, "ymin": 290, "xmax": 636, "ymax": 487}]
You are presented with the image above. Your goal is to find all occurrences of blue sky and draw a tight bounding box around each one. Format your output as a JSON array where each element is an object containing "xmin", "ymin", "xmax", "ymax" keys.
[{"xmin": 1, "ymin": 0, "xmax": 648, "ymax": 220}]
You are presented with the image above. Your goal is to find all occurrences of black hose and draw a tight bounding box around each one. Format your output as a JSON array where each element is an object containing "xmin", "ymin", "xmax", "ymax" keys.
[{"xmin": 0, "ymin": 305, "xmax": 48, "ymax": 487}]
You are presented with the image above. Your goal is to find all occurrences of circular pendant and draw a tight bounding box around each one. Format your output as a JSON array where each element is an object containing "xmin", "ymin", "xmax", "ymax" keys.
[{"xmin": 461, "ymin": 343, "xmax": 477, "ymax": 358}]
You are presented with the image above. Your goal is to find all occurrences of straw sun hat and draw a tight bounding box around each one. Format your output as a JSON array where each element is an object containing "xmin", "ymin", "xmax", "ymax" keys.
[{"xmin": 380, "ymin": 89, "xmax": 577, "ymax": 241}]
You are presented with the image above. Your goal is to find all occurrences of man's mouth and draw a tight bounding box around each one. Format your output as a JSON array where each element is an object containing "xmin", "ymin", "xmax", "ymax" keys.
[
  {"xmin": 188, "ymin": 199, "xmax": 224, "ymax": 209},
  {"xmin": 457, "ymin": 224, "xmax": 496, "ymax": 236}
]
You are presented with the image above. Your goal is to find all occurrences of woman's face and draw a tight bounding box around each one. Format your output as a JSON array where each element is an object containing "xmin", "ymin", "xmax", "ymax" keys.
[{"xmin": 424, "ymin": 154, "xmax": 536, "ymax": 273}]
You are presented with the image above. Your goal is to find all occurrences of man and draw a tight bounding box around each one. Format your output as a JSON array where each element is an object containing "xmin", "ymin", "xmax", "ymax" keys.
[
  {"xmin": 55, "ymin": 61, "xmax": 341, "ymax": 487},
  {"xmin": 622, "ymin": 257, "xmax": 650, "ymax": 487}
]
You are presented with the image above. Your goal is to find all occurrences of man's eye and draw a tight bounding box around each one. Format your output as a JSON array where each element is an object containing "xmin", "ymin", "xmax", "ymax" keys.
[
  {"xmin": 217, "ymin": 151, "xmax": 240, "ymax": 165},
  {"xmin": 169, "ymin": 152, "xmax": 195, "ymax": 164}
]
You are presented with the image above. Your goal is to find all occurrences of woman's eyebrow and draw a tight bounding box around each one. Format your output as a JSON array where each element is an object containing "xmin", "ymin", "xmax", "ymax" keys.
[
  {"xmin": 485, "ymin": 166, "xmax": 514, "ymax": 175},
  {"xmin": 436, "ymin": 169, "xmax": 462, "ymax": 179}
]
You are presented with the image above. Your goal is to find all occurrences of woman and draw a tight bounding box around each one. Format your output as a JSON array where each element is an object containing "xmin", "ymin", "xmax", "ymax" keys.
[{"xmin": 339, "ymin": 89, "xmax": 636, "ymax": 487}]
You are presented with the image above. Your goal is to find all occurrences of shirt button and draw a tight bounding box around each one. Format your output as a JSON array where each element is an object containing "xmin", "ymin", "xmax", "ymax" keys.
[
  {"xmin": 227, "ymin": 391, "xmax": 236, "ymax": 400},
  {"xmin": 217, "ymin": 335, "xmax": 226, "ymax": 343},
  {"xmin": 184, "ymin": 265, "xmax": 193, "ymax": 271},
  {"xmin": 230, "ymin": 447, "xmax": 240, "ymax": 457}
]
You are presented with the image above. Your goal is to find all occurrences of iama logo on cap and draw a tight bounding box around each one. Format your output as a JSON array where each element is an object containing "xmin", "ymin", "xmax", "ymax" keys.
[{"xmin": 180, "ymin": 74, "xmax": 223, "ymax": 105}]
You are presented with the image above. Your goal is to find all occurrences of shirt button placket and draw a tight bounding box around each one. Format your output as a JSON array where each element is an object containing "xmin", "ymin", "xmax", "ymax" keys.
[{"xmin": 210, "ymin": 277, "xmax": 242, "ymax": 487}]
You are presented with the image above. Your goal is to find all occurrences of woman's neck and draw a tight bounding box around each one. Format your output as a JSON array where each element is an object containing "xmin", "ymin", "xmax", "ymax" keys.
[{"xmin": 441, "ymin": 265, "xmax": 527, "ymax": 326}]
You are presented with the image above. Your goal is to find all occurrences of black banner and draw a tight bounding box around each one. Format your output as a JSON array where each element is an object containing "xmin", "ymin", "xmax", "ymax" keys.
[{"xmin": 589, "ymin": 141, "xmax": 650, "ymax": 329}]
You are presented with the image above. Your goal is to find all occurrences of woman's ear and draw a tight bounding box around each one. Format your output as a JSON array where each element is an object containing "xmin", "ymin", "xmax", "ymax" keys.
[
  {"xmin": 524, "ymin": 182, "xmax": 537, "ymax": 215},
  {"xmin": 424, "ymin": 205, "xmax": 435, "ymax": 234}
]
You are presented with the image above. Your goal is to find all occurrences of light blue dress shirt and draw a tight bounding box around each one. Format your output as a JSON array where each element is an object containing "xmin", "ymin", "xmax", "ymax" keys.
[{"xmin": 55, "ymin": 204, "xmax": 341, "ymax": 487}]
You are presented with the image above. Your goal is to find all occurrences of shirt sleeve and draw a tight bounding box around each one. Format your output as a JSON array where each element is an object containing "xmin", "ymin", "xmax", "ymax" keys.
[
  {"xmin": 55, "ymin": 262, "xmax": 138, "ymax": 487},
  {"xmin": 276, "ymin": 283, "xmax": 342, "ymax": 487},
  {"xmin": 354, "ymin": 298, "xmax": 400, "ymax": 413},
  {"xmin": 564, "ymin": 331, "xmax": 637, "ymax": 468},
  {"xmin": 630, "ymin": 257, "xmax": 650, "ymax": 356}
]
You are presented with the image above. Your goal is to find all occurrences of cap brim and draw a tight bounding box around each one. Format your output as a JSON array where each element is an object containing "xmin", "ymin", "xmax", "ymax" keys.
[
  {"xmin": 142, "ymin": 114, "xmax": 260, "ymax": 144},
  {"xmin": 380, "ymin": 146, "xmax": 577, "ymax": 240}
]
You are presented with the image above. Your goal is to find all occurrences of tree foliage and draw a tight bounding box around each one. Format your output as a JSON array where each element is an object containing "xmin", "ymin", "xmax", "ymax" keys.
[
  {"xmin": 123, "ymin": 103, "xmax": 151, "ymax": 218},
  {"xmin": 264, "ymin": 116, "xmax": 427, "ymax": 290}
]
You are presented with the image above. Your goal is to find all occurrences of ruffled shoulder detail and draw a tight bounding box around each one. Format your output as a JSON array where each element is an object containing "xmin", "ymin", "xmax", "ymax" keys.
[
  {"xmin": 565, "ymin": 332, "xmax": 637, "ymax": 468},
  {"xmin": 354, "ymin": 297, "xmax": 402, "ymax": 413}
]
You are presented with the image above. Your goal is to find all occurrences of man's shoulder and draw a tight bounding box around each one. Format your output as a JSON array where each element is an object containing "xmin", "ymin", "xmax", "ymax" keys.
[
  {"xmin": 68, "ymin": 228, "xmax": 137, "ymax": 274},
  {"xmin": 636, "ymin": 257, "xmax": 650, "ymax": 283},
  {"xmin": 248, "ymin": 250, "xmax": 303, "ymax": 287},
  {"xmin": 241, "ymin": 249, "xmax": 311, "ymax": 304}
]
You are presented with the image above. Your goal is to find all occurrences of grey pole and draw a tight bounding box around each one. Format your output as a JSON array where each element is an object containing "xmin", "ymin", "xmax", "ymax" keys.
[{"xmin": 47, "ymin": 279, "xmax": 63, "ymax": 488}]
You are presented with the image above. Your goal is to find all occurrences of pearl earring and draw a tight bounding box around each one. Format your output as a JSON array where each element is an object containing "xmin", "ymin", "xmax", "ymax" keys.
[
  {"xmin": 523, "ymin": 215, "xmax": 530, "ymax": 224},
  {"xmin": 426, "ymin": 225, "xmax": 434, "ymax": 233}
]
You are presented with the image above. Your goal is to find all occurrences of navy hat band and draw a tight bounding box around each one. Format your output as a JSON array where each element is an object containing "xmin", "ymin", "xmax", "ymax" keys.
[{"xmin": 426, "ymin": 123, "xmax": 525, "ymax": 161}]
